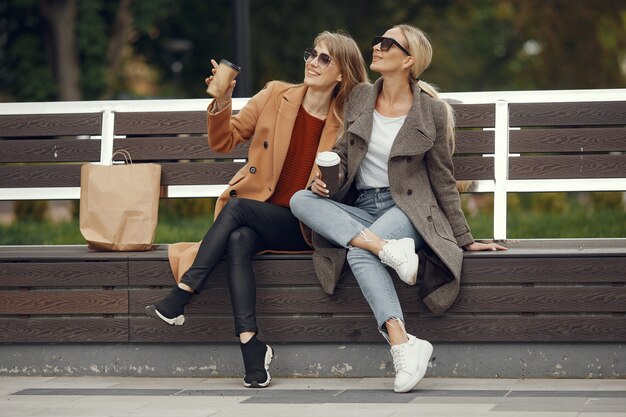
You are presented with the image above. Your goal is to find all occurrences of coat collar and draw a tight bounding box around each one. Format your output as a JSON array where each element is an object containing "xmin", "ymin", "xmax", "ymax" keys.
[
  {"xmin": 272, "ymin": 84, "xmax": 341, "ymax": 183},
  {"xmin": 346, "ymin": 77, "xmax": 437, "ymax": 156}
]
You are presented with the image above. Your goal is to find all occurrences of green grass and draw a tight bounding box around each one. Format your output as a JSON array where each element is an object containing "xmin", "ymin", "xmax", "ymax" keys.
[
  {"xmin": 0, "ymin": 207, "xmax": 623, "ymax": 245},
  {"xmin": 506, "ymin": 207, "xmax": 626, "ymax": 239},
  {"xmin": 465, "ymin": 207, "xmax": 626, "ymax": 240},
  {"xmin": 0, "ymin": 217, "xmax": 214, "ymax": 245}
]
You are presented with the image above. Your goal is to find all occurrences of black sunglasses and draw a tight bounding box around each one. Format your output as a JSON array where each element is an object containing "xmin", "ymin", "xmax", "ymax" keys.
[
  {"xmin": 371, "ymin": 36, "xmax": 411, "ymax": 56},
  {"xmin": 303, "ymin": 48, "xmax": 333, "ymax": 69}
]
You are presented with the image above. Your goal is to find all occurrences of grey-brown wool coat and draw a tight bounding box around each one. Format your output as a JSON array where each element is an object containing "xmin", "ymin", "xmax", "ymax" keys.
[{"xmin": 310, "ymin": 78, "xmax": 475, "ymax": 314}]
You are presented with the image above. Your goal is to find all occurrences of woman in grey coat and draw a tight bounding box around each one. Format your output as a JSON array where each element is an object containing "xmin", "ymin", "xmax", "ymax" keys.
[{"xmin": 290, "ymin": 24, "xmax": 505, "ymax": 393}]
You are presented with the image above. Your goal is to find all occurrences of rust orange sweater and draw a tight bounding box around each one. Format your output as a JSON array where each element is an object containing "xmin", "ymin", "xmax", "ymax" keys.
[{"xmin": 268, "ymin": 106, "xmax": 325, "ymax": 207}]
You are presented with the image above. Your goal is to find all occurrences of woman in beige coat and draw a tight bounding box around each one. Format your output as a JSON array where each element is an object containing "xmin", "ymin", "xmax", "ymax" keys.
[
  {"xmin": 145, "ymin": 31, "xmax": 368, "ymax": 388},
  {"xmin": 290, "ymin": 24, "xmax": 505, "ymax": 393}
]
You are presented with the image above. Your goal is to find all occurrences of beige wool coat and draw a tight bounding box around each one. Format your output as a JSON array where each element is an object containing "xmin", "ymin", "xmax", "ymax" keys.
[
  {"xmin": 311, "ymin": 78, "xmax": 475, "ymax": 314},
  {"xmin": 168, "ymin": 81, "xmax": 340, "ymax": 281}
]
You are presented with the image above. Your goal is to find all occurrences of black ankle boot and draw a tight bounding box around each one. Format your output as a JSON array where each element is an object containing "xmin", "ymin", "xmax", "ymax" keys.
[
  {"xmin": 144, "ymin": 286, "xmax": 192, "ymax": 326},
  {"xmin": 240, "ymin": 335, "xmax": 274, "ymax": 388}
]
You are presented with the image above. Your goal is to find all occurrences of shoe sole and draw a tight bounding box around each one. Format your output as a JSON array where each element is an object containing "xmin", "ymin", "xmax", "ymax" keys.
[
  {"xmin": 394, "ymin": 339, "xmax": 433, "ymax": 393},
  {"xmin": 243, "ymin": 344, "xmax": 274, "ymax": 388},
  {"xmin": 144, "ymin": 305, "xmax": 185, "ymax": 326}
]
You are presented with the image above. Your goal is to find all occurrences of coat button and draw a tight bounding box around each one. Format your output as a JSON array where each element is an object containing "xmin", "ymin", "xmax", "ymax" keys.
[
  {"xmin": 427, "ymin": 215, "xmax": 433, "ymax": 221},
  {"xmin": 249, "ymin": 166, "xmax": 257, "ymax": 174},
  {"xmin": 350, "ymin": 139, "xmax": 355, "ymax": 145},
  {"xmin": 407, "ymin": 189, "xmax": 413, "ymax": 196},
  {"xmin": 230, "ymin": 189, "xmax": 237, "ymax": 197},
  {"xmin": 263, "ymin": 141, "xmax": 269, "ymax": 149}
]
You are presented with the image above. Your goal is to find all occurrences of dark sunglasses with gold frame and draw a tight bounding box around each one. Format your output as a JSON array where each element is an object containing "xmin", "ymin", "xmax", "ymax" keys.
[
  {"xmin": 371, "ymin": 36, "xmax": 411, "ymax": 56},
  {"xmin": 303, "ymin": 47, "xmax": 333, "ymax": 69}
]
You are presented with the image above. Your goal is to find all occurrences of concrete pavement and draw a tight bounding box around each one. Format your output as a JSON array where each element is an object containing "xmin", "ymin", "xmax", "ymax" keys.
[{"xmin": 1, "ymin": 376, "xmax": 625, "ymax": 416}]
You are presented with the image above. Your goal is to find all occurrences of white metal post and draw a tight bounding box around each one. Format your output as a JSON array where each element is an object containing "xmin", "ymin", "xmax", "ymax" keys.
[
  {"xmin": 99, "ymin": 110, "xmax": 115, "ymax": 165},
  {"xmin": 493, "ymin": 100, "xmax": 509, "ymax": 241}
]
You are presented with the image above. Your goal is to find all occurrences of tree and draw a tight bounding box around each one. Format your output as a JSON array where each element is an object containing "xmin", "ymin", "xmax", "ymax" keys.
[
  {"xmin": 39, "ymin": 0, "xmax": 80, "ymax": 100},
  {"xmin": 0, "ymin": 0, "xmax": 173, "ymax": 101},
  {"xmin": 509, "ymin": 0, "xmax": 626, "ymax": 89},
  {"xmin": 1, "ymin": 0, "xmax": 624, "ymax": 101}
]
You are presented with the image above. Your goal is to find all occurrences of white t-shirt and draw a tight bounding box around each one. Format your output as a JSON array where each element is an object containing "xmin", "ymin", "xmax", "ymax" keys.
[{"xmin": 356, "ymin": 110, "xmax": 406, "ymax": 190}]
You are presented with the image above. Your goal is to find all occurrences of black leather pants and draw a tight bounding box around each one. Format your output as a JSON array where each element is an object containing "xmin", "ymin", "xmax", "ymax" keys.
[{"xmin": 180, "ymin": 198, "xmax": 310, "ymax": 335}]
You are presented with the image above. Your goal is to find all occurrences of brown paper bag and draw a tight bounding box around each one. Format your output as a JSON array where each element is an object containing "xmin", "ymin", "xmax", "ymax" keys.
[{"xmin": 79, "ymin": 150, "xmax": 161, "ymax": 251}]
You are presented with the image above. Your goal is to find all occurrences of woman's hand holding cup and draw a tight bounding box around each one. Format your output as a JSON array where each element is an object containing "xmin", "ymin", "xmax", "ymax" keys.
[
  {"xmin": 205, "ymin": 58, "xmax": 240, "ymax": 110},
  {"xmin": 310, "ymin": 173, "xmax": 330, "ymax": 197},
  {"xmin": 313, "ymin": 151, "xmax": 341, "ymax": 196}
]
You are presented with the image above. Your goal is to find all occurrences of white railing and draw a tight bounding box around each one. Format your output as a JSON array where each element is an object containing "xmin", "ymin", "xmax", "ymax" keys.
[{"xmin": 1, "ymin": 89, "xmax": 625, "ymax": 240}]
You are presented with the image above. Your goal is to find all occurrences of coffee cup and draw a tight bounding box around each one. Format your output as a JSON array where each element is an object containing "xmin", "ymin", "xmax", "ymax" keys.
[
  {"xmin": 206, "ymin": 59, "xmax": 241, "ymax": 98},
  {"xmin": 315, "ymin": 151, "xmax": 341, "ymax": 195}
]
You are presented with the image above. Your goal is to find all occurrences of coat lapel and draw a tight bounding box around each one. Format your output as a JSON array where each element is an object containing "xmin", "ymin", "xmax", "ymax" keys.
[
  {"xmin": 306, "ymin": 100, "xmax": 341, "ymax": 185},
  {"xmin": 346, "ymin": 80, "xmax": 378, "ymax": 144},
  {"xmin": 272, "ymin": 85, "xmax": 307, "ymax": 183},
  {"xmin": 390, "ymin": 81, "xmax": 437, "ymax": 158}
]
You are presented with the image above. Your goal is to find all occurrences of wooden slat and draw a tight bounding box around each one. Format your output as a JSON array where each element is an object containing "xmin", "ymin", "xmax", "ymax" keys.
[
  {"xmin": 464, "ymin": 242, "xmax": 626, "ymax": 256},
  {"xmin": 408, "ymin": 316, "xmax": 626, "ymax": 343},
  {"xmin": 160, "ymin": 161, "xmax": 244, "ymax": 185},
  {"xmin": 462, "ymin": 257, "xmax": 626, "ymax": 284},
  {"xmin": 0, "ymin": 164, "xmax": 81, "ymax": 187},
  {"xmin": 0, "ymin": 318, "xmax": 128, "ymax": 342},
  {"xmin": 113, "ymin": 137, "xmax": 249, "ymax": 161},
  {"xmin": 114, "ymin": 111, "xmax": 207, "ymax": 135},
  {"xmin": 454, "ymin": 130, "xmax": 494, "ymax": 154},
  {"xmin": 128, "ymin": 259, "xmax": 319, "ymax": 287},
  {"xmin": 509, "ymin": 101, "xmax": 626, "ymax": 127},
  {"xmin": 0, "ymin": 290, "xmax": 128, "ymax": 314},
  {"xmin": 0, "ymin": 262, "xmax": 128, "ymax": 287},
  {"xmin": 130, "ymin": 286, "xmax": 626, "ymax": 315},
  {"xmin": 451, "ymin": 287, "xmax": 626, "ymax": 313},
  {"xmin": 450, "ymin": 104, "xmax": 495, "ymax": 128},
  {"xmin": 131, "ymin": 287, "xmax": 372, "ymax": 314},
  {"xmin": 509, "ymin": 127, "xmax": 626, "ymax": 153},
  {"xmin": 0, "ymin": 161, "xmax": 245, "ymax": 188},
  {"xmin": 451, "ymin": 156, "xmax": 494, "ymax": 180},
  {"xmin": 2, "ymin": 248, "xmax": 623, "ymax": 284},
  {"xmin": 129, "ymin": 261, "xmax": 177, "ymax": 286},
  {"xmin": 0, "ymin": 138, "xmax": 101, "ymax": 163},
  {"xmin": 0, "ymin": 114, "xmax": 102, "ymax": 137},
  {"xmin": 509, "ymin": 154, "xmax": 626, "ymax": 179},
  {"xmin": 0, "ymin": 246, "xmax": 137, "ymax": 261},
  {"xmin": 129, "ymin": 255, "xmax": 626, "ymax": 287},
  {"xmin": 129, "ymin": 316, "xmax": 626, "ymax": 343}
]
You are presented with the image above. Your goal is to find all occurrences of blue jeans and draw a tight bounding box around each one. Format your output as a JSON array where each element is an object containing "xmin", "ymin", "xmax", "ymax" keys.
[{"xmin": 290, "ymin": 188, "xmax": 425, "ymax": 333}]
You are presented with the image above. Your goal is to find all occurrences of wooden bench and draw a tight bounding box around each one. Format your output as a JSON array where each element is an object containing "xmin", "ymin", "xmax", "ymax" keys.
[{"xmin": 1, "ymin": 90, "xmax": 625, "ymax": 376}]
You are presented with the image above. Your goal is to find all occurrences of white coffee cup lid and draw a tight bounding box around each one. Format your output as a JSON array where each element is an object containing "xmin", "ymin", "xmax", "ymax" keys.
[{"xmin": 316, "ymin": 151, "xmax": 340, "ymax": 167}]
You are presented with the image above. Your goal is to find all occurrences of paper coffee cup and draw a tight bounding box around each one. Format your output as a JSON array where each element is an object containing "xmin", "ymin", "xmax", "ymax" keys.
[
  {"xmin": 315, "ymin": 151, "xmax": 341, "ymax": 195},
  {"xmin": 206, "ymin": 59, "xmax": 241, "ymax": 98}
]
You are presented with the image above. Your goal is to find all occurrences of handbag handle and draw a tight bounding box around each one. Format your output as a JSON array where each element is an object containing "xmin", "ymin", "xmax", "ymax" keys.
[{"xmin": 111, "ymin": 149, "xmax": 133, "ymax": 165}]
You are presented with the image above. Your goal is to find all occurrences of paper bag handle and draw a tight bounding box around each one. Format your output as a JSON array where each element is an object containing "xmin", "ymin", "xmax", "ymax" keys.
[{"xmin": 111, "ymin": 149, "xmax": 133, "ymax": 165}]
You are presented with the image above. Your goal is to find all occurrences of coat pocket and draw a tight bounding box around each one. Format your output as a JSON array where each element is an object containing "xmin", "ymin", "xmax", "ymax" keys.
[
  {"xmin": 430, "ymin": 205, "xmax": 456, "ymax": 244},
  {"xmin": 228, "ymin": 168, "xmax": 247, "ymax": 186}
]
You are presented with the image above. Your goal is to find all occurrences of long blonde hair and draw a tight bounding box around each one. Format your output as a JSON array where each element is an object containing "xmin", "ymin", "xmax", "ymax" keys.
[
  {"xmin": 394, "ymin": 24, "xmax": 456, "ymax": 151},
  {"xmin": 314, "ymin": 31, "xmax": 369, "ymax": 137}
]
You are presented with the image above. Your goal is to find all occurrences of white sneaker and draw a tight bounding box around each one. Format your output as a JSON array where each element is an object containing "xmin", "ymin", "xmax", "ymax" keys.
[
  {"xmin": 390, "ymin": 334, "xmax": 433, "ymax": 393},
  {"xmin": 379, "ymin": 238, "xmax": 419, "ymax": 285}
]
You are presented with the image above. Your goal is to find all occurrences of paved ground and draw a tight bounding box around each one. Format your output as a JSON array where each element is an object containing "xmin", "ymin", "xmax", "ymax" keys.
[{"xmin": 1, "ymin": 377, "xmax": 625, "ymax": 416}]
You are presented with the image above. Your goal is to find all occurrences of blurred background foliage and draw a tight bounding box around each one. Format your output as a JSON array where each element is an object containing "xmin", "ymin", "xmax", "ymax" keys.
[
  {"xmin": 0, "ymin": 0, "xmax": 625, "ymax": 242},
  {"xmin": 2, "ymin": 0, "xmax": 625, "ymax": 101}
]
